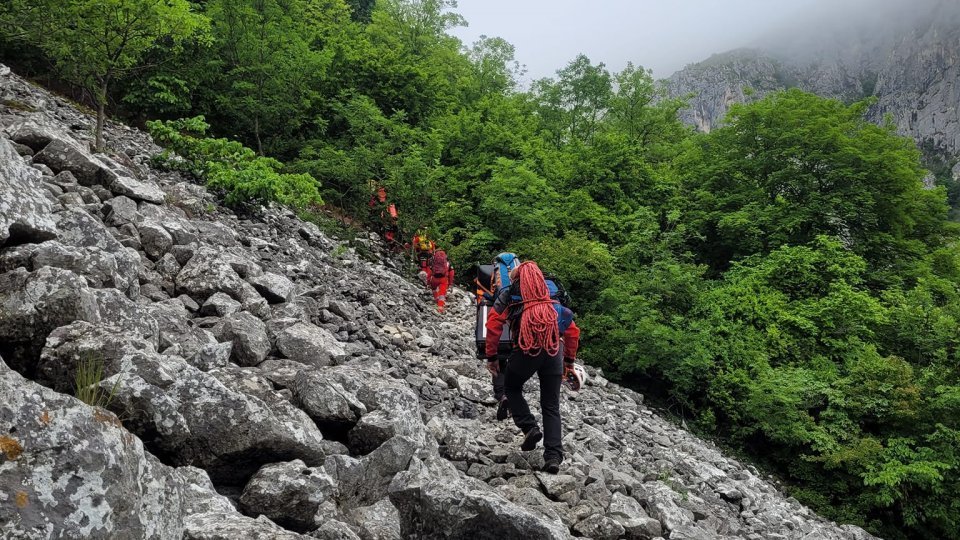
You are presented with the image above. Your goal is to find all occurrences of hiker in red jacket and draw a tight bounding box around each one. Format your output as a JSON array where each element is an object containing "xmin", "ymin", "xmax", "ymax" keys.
[
  {"xmin": 428, "ymin": 250, "xmax": 454, "ymax": 313},
  {"xmin": 485, "ymin": 261, "xmax": 580, "ymax": 474}
]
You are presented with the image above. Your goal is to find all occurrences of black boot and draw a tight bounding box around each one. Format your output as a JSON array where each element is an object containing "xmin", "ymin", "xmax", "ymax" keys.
[
  {"xmin": 521, "ymin": 426, "xmax": 543, "ymax": 451},
  {"xmin": 496, "ymin": 397, "xmax": 511, "ymax": 421}
]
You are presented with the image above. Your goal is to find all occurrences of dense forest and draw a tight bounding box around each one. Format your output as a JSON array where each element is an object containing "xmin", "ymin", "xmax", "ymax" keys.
[{"xmin": 2, "ymin": 1, "xmax": 959, "ymax": 538}]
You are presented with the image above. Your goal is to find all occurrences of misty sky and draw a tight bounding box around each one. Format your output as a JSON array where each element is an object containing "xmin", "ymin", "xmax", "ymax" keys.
[{"xmin": 449, "ymin": 0, "xmax": 872, "ymax": 82}]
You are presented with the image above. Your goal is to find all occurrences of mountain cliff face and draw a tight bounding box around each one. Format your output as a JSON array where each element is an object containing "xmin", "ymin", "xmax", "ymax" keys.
[
  {"xmin": 0, "ymin": 65, "xmax": 880, "ymax": 539},
  {"xmin": 666, "ymin": 1, "xmax": 960, "ymax": 158}
]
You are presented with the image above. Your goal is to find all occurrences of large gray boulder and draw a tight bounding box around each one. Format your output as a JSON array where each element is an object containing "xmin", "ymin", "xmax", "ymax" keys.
[
  {"xmin": 53, "ymin": 207, "xmax": 123, "ymax": 251},
  {"xmin": 0, "ymin": 266, "xmax": 100, "ymax": 375},
  {"xmin": 92, "ymin": 288, "xmax": 160, "ymax": 348},
  {"xmin": 110, "ymin": 175, "xmax": 165, "ymax": 203},
  {"xmin": 193, "ymin": 220, "xmax": 239, "ymax": 247},
  {"xmin": 347, "ymin": 499, "xmax": 402, "ymax": 540},
  {"xmin": 333, "ymin": 436, "xmax": 423, "ymax": 509},
  {"xmin": 147, "ymin": 299, "xmax": 216, "ymax": 358},
  {"xmin": 139, "ymin": 220, "xmax": 174, "ymax": 260},
  {"xmin": 309, "ymin": 520, "xmax": 362, "ymax": 540},
  {"xmin": 176, "ymin": 246, "xmax": 249, "ymax": 303},
  {"xmin": 38, "ymin": 322, "xmax": 328, "ymax": 484},
  {"xmin": 137, "ymin": 363, "xmax": 328, "ymax": 484},
  {"xmin": 291, "ymin": 365, "xmax": 432, "ymax": 456},
  {"xmin": 53, "ymin": 207, "xmax": 145, "ymax": 298},
  {"xmin": 183, "ymin": 513, "xmax": 311, "ymax": 540},
  {"xmin": 102, "ymin": 195, "xmax": 139, "ymax": 226},
  {"xmin": 0, "ymin": 358, "xmax": 186, "ymax": 540},
  {"xmin": 348, "ymin": 372, "xmax": 432, "ymax": 456},
  {"xmin": 249, "ymin": 272, "xmax": 296, "ymax": 304},
  {"xmin": 36, "ymin": 320, "xmax": 151, "ymax": 393},
  {"xmin": 201, "ymin": 291, "xmax": 242, "ymax": 317},
  {"xmin": 276, "ymin": 322, "xmax": 345, "ymax": 367},
  {"xmin": 292, "ymin": 369, "xmax": 367, "ymax": 430},
  {"xmin": 388, "ymin": 457, "xmax": 571, "ymax": 540},
  {"xmin": 9, "ymin": 121, "xmax": 68, "ymax": 153},
  {"xmin": 641, "ymin": 483, "xmax": 697, "ymax": 534},
  {"xmin": 31, "ymin": 137, "xmax": 109, "ymax": 187},
  {"xmin": 0, "ymin": 241, "xmax": 139, "ymax": 298},
  {"xmin": 0, "ymin": 137, "xmax": 57, "ymax": 247},
  {"xmin": 607, "ymin": 492, "xmax": 663, "ymax": 539},
  {"xmin": 213, "ymin": 311, "xmax": 271, "ymax": 366},
  {"xmin": 239, "ymin": 459, "xmax": 337, "ymax": 532}
]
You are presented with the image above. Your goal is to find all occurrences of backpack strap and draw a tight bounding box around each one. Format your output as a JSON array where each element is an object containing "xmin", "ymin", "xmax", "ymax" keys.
[{"xmin": 495, "ymin": 253, "xmax": 517, "ymax": 292}]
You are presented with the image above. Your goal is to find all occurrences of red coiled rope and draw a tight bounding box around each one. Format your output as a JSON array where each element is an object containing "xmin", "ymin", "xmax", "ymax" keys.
[{"xmin": 515, "ymin": 261, "xmax": 560, "ymax": 357}]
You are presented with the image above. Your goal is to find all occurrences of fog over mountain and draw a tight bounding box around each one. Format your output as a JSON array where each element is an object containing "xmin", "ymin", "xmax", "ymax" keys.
[
  {"xmin": 665, "ymin": 0, "xmax": 960, "ymax": 157},
  {"xmin": 747, "ymin": 0, "xmax": 958, "ymax": 65},
  {"xmin": 451, "ymin": 0, "xmax": 954, "ymax": 82}
]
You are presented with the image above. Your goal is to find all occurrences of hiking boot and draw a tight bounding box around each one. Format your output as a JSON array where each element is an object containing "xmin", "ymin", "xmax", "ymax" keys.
[
  {"xmin": 520, "ymin": 427, "xmax": 543, "ymax": 451},
  {"xmin": 542, "ymin": 459, "xmax": 561, "ymax": 474},
  {"xmin": 496, "ymin": 397, "xmax": 511, "ymax": 421}
]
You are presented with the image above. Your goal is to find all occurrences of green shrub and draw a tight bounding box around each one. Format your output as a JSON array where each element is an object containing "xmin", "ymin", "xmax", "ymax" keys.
[{"xmin": 147, "ymin": 116, "xmax": 322, "ymax": 210}]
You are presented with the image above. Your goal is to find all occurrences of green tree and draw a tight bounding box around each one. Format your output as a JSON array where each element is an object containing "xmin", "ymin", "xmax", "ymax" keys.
[
  {"xmin": 477, "ymin": 158, "xmax": 560, "ymax": 242},
  {"xmin": 206, "ymin": 0, "xmax": 345, "ymax": 155},
  {"xmin": 681, "ymin": 89, "xmax": 950, "ymax": 276},
  {"xmin": 533, "ymin": 55, "xmax": 612, "ymax": 146},
  {"xmin": 9, "ymin": 0, "xmax": 207, "ymax": 150}
]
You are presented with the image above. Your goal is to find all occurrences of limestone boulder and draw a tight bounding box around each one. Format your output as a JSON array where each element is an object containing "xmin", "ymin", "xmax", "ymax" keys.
[
  {"xmin": 0, "ymin": 137, "xmax": 57, "ymax": 247},
  {"xmin": 0, "ymin": 358, "xmax": 186, "ymax": 539}
]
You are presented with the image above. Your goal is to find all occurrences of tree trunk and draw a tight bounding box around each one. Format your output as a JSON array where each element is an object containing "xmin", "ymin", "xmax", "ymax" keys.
[
  {"xmin": 95, "ymin": 78, "xmax": 108, "ymax": 153},
  {"xmin": 254, "ymin": 116, "xmax": 263, "ymax": 156}
]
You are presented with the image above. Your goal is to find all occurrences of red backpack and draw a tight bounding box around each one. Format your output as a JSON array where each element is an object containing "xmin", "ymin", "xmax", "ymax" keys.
[{"xmin": 431, "ymin": 250, "xmax": 448, "ymax": 277}]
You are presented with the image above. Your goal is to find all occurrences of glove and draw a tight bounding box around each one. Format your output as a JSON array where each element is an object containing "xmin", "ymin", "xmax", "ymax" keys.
[
  {"xmin": 486, "ymin": 359, "xmax": 500, "ymax": 377},
  {"xmin": 563, "ymin": 359, "xmax": 576, "ymax": 382}
]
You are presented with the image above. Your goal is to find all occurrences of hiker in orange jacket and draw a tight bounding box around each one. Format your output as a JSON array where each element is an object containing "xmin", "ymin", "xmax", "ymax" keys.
[
  {"xmin": 428, "ymin": 250, "xmax": 454, "ymax": 313},
  {"xmin": 484, "ymin": 261, "xmax": 580, "ymax": 474},
  {"xmin": 413, "ymin": 230, "xmax": 436, "ymax": 284}
]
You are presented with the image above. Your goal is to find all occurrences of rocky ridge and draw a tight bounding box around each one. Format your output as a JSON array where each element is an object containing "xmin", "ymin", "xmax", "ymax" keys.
[
  {"xmin": 665, "ymin": 0, "xmax": 960, "ymax": 160},
  {"xmin": 0, "ymin": 64, "xmax": 877, "ymax": 539}
]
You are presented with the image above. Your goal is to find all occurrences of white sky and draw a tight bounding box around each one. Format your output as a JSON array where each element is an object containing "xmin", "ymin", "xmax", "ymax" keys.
[{"xmin": 449, "ymin": 0, "xmax": 852, "ymax": 82}]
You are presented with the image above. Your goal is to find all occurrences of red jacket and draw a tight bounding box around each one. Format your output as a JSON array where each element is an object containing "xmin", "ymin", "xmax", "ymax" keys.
[{"xmin": 485, "ymin": 292, "xmax": 579, "ymax": 360}]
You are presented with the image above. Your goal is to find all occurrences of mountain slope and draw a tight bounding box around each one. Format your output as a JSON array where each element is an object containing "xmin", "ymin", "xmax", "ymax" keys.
[{"xmin": 0, "ymin": 64, "xmax": 878, "ymax": 539}]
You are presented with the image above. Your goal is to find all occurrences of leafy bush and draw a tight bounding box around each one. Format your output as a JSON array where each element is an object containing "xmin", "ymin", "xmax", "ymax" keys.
[{"xmin": 148, "ymin": 116, "xmax": 322, "ymax": 210}]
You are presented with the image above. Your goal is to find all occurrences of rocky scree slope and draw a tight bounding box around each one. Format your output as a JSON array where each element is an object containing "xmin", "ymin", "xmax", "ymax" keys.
[
  {"xmin": 665, "ymin": 0, "xmax": 960, "ymax": 160},
  {"xmin": 0, "ymin": 64, "xmax": 877, "ymax": 540}
]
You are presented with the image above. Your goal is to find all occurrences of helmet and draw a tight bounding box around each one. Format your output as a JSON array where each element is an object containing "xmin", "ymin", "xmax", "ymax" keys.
[{"xmin": 563, "ymin": 363, "xmax": 588, "ymax": 392}]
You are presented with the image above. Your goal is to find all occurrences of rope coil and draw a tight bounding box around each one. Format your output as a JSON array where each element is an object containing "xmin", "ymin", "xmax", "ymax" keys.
[{"xmin": 515, "ymin": 261, "xmax": 560, "ymax": 357}]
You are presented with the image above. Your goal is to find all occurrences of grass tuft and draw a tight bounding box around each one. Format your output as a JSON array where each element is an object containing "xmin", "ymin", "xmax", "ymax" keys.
[{"xmin": 74, "ymin": 352, "xmax": 121, "ymax": 409}]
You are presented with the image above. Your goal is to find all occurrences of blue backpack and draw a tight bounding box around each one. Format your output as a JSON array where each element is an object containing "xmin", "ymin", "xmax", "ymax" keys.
[{"xmin": 492, "ymin": 253, "xmax": 520, "ymax": 293}]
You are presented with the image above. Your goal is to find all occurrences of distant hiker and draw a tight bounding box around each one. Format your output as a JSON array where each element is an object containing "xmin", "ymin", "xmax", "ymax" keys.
[
  {"xmin": 413, "ymin": 230, "xmax": 436, "ymax": 284},
  {"xmin": 485, "ymin": 261, "xmax": 580, "ymax": 474},
  {"xmin": 481, "ymin": 252, "xmax": 521, "ymax": 421},
  {"xmin": 428, "ymin": 249, "xmax": 454, "ymax": 313},
  {"xmin": 368, "ymin": 184, "xmax": 400, "ymax": 245}
]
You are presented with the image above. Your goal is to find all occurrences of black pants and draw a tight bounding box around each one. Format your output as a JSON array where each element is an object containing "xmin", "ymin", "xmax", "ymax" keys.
[
  {"xmin": 504, "ymin": 349, "xmax": 563, "ymax": 462},
  {"xmin": 492, "ymin": 356, "xmax": 508, "ymax": 401}
]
